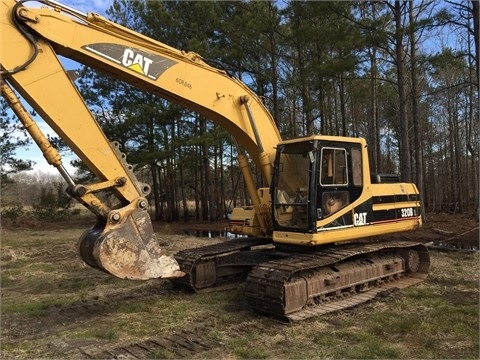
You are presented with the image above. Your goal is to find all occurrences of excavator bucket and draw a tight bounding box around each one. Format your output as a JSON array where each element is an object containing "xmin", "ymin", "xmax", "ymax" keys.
[{"xmin": 78, "ymin": 208, "xmax": 184, "ymax": 280}]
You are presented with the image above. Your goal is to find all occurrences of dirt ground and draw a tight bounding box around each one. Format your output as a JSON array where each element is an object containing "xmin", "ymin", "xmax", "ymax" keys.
[
  {"xmin": 1, "ymin": 212, "xmax": 478, "ymax": 359},
  {"xmin": 391, "ymin": 212, "xmax": 479, "ymax": 248}
]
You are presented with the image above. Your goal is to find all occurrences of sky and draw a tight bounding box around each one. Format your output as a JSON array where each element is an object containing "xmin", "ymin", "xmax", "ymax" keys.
[{"xmin": 52, "ymin": 0, "xmax": 110, "ymax": 15}]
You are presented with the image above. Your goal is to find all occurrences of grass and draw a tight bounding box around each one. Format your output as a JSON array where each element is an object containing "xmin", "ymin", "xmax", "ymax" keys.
[
  {"xmin": 1, "ymin": 227, "xmax": 478, "ymax": 359},
  {"xmin": 73, "ymin": 328, "xmax": 119, "ymax": 341},
  {"xmin": 230, "ymin": 334, "xmax": 269, "ymax": 359}
]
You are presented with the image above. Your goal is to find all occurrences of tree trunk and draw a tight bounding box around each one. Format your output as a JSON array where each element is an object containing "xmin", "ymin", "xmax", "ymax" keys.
[
  {"xmin": 409, "ymin": 1, "xmax": 426, "ymax": 220},
  {"xmin": 469, "ymin": 0, "xmax": 479, "ymax": 217},
  {"xmin": 200, "ymin": 117, "xmax": 210, "ymax": 221},
  {"xmin": 370, "ymin": 47, "xmax": 380, "ymax": 174},
  {"xmin": 151, "ymin": 161, "xmax": 162, "ymax": 221},
  {"xmin": 394, "ymin": 1, "xmax": 411, "ymax": 182},
  {"xmin": 179, "ymin": 153, "xmax": 188, "ymax": 222},
  {"xmin": 338, "ymin": 74, "xmax": 347, "ymax": 137}
]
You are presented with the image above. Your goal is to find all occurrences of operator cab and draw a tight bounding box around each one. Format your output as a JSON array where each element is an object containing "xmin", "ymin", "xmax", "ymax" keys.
[{"xmin": 272, "ymin": 136, "xmax": 364, "ymax": 233}]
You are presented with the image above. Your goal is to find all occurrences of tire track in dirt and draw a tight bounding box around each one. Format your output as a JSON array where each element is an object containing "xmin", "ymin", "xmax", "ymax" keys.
[
  {"xmin": 63, "ymin": 327, "xmax": 220, "ymax": 359},
  {"xmin": 49, "ymin": 283, "xmax": 176, "ymax": 324},
  {"xmin": 2, "ymin": 282, "xmax": 177, "ymax": 342},
  {"xmin": 64, "ymin": 313, "xmax": 274, "ymax": 359}
]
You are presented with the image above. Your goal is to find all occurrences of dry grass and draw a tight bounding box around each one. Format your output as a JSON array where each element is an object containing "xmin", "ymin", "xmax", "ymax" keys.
[{"xmin": 1, "ymin": 225, "xmax": 478, "ymax": 359}]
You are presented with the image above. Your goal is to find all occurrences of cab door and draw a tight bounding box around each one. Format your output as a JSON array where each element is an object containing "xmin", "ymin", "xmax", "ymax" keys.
[{"xmin": 315, "ymin": 145, "xmax": 363, "ymax": 229}]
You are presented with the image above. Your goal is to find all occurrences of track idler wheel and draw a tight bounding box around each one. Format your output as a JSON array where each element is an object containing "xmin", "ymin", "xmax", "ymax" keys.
[
  {"xmin": 78, "ymin": 208, "xmax": 184, "ymax": 280},
  {"xmin": 399, "ymin": 249, "xmax": 420, "ymax": 273}
]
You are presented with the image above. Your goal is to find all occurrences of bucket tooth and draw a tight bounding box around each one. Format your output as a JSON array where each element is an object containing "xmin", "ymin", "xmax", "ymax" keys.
[{"xmin": 78, "ymin": 208, "xmax": 184, "ymax": 280}]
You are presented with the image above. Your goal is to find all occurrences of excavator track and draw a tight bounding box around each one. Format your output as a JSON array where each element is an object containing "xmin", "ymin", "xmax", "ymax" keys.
[
  {"xmin": 246, "ymin": 240, "xmax": 430, "ymax": 322},
  {"xmin": 171, "ymin": 238, "xmax": 429, "ymax": 322},
  {"xmin": 172, "ymin": 237, "xmax": 272, "ymax": 292}
]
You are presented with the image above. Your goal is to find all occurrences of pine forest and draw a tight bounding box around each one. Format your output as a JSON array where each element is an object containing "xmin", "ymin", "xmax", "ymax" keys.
[{"xmin": 1, "ymin": 0, "xmax": 479, "ymax": 222}]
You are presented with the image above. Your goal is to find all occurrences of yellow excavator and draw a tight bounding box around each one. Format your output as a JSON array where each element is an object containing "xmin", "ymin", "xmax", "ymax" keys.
[{"xmin": 1, "ymin": 0, "xmax": 429, "ymax": 321}]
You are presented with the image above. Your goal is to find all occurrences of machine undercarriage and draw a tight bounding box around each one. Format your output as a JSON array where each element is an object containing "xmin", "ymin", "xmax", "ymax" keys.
[{"xmin": 172, "ymin": 238, "xmax": 430, "ymax": 321}]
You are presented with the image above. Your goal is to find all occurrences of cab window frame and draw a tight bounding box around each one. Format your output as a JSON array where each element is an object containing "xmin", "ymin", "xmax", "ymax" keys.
[{"xmin": 319, "ymin": 147, "xmax": 348, "ymax": 187}]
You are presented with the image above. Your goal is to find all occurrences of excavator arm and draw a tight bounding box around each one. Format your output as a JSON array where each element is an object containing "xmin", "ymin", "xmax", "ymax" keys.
[{"xmin": 1, "ymin": 0, "xmax": 280, "ymax": 279}]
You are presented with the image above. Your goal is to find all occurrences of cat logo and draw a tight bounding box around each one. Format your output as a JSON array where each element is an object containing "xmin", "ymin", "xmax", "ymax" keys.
[
  {"xmin": 353, "ymin": 212, "xmax": 367, "ymax": 226},
  {"xmin": 121, "ymin": 48, "xmax": 153, "ymax": 77},
  {"xmin": 82, "ymin": 43, "xmax": 178, "ymax": 81}
]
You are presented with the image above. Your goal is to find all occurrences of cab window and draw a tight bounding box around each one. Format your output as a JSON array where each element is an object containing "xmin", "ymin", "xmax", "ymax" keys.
[
  {"xmin": 320, "ymin": 148, "xmax": 347, "ymax": 186},
  {"xmin": 351, "ymin": 148, "xmax": 362, "ymax": 186}
]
